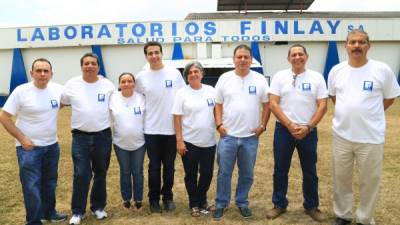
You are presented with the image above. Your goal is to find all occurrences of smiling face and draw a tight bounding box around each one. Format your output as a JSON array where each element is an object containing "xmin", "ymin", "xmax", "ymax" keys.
[
  {"xmin": 345, "ymin": 31, "xmax": 370, "ymax": 62},
  {"xmin": 81, "ymin": 56, "xmax": 100, "ymax": 81},
  {"xmin": 186, "ymin": 65, "xmax": 203, "ymax": 88},
  {"xmin": 287, "ymin": 46, "xmax": 308, "ymax": 74},
  {"xmin": 233, "ymin": 47, "xmax": 252, "ymax": 75},
  {"xmin": 30, "ymin": 60, "xmax": 53, "ymax": 89},
  {"xmin": 145, "ymin": 45, "xmax": 163, "ymax": 70},
  {"xmin": 119, "ymin": 74, "xmax": 135, "ymax": 94}
]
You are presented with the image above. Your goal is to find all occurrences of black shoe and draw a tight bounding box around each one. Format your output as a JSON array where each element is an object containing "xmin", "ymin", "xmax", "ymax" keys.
[
  {"xmin": 356, "ymin": 223, "xmax": 366, "ymax": 225},
  {"xmin": 238, "ymin": 207, "xmax": 252, "ymax": 219},
  {"xmin": 213, "ymin": 208, "xmax": 225, "ymax": 221},
  {"xmin": 123, "ymin": 201, "xmax": 131, "ymax": 209},
  {"xmin": 333, "ymin": 217, "xmax": 351, "ymax": 225},
  {"xmin": 42, "ymin": 212, "xmax": 68, "ymax": 223},
  {"xmin": 163, "ymin": 200, "xmax": 176, "ymax": 212},
  {"xmin": 134, "ymin": 201, "xmax": 142, "ymax": 210},
  {"xmin": 150, "ymin": 201, "xmax": 162, "ymax": 213}
]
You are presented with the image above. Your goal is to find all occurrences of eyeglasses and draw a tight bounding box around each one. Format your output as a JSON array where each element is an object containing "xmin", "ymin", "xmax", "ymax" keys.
[{"xmin": 292, "ymin": 75, "xmax": 297, "ymax": 87}]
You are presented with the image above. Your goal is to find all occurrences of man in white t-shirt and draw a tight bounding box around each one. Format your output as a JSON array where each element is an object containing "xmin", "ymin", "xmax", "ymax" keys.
[
  {"xmin": 0, "ymin": 58, "xmax": 67, "ymax": 224},
  {"xmin": 213, "ymin": 44, "xmax": 270, "ymax": 220},
  {"xmin": 61, "ymin": 53, "xmax": 115, "ymax": 225},
  {"xmin": 328, "ymin": 29, "xmax": 400, "ymax": 225},
  {"xmin": 135, "ymin": 41, "xmax": 185, "ymax": 213},
  {"xmin": 266, "ymin": 44, "xmax": 327, "ymax": 222}
]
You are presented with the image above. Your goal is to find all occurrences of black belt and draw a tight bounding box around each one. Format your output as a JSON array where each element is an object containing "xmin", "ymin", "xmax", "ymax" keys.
[{"xmin": 71, "ymin": 127, "xmax": 111, "ymax": 135}]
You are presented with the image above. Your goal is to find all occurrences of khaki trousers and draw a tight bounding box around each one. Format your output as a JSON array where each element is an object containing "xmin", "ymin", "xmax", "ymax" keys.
[{"xmin": 332, "ymin": 132, "xmax": 383, "ymax": 225}]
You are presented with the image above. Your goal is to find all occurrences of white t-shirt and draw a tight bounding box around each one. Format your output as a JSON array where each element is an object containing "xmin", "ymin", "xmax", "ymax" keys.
[
  {"xmin": 171, "ymin": 84, "xmax": 216, "ymax": 147},
  {"xmin": 2, "ymin": 82, "xmax": 64, "ymax": 146},
  {"xmin": 110, "ymin": 91, "xmax": 145, "ymax": 151},
  {"xmin": 135, "ymin": 66, "xmax": 185, "ymax": 135},
  {"xmin": 61, "ymin": 76, "xmax": 114, "ymax": 132},
  {"xmin": 269, "ymin": 68, "xmax": 328, "ymax": 124},
  {"xmin": 215, "ymin": 70, "xmax": 269, "ymax": 137},
  {"xmin": 328, "ymin": 59, "xmax": 400, "ymax": 144}
]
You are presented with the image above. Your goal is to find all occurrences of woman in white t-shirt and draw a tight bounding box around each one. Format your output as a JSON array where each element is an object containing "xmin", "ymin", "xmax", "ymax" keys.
[
  {"xmin": 110, "ymin": 72, "xmax": 146, "ymax": 211},
  {"xmin": 172, "ymin": 61, "xmax": 217, "ymax": 217}
]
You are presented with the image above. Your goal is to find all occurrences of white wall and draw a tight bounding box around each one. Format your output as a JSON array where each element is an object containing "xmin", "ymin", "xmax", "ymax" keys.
[
  {"xmin": 22, "ymin": 47, "xmax": 91, "ymax": 85},
  {"xmin": 0, "ymin": 49, "xmax": 13, "ymax": 95}
]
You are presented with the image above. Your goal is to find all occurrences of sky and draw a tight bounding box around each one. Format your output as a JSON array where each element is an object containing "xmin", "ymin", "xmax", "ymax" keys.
[{"xmin": 0, "ymin": 0, "xmax": 399, "ymax": 27}]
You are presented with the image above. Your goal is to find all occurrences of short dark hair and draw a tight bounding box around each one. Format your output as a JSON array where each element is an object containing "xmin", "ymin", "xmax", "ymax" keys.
[
  {"xmin": 183, "ymin": 61, "xmax": 204, "ymax": 82},
  {"xmin": 117, "ymin": 72, "xmax": 135, "ymax": 91},
  {"xmin": 233, "ymin": 44, "xmax": 252, "ymax": 57},
  {"xmin": 144, "ymin": 41, "xmax": 163, "ymax": 55},
  {"xmin": 80, "ymin": 53, "xmax": 100, "ymax": 66},
  {"xmin": 32, "ymin": 58, "xmax": 52, "ymax": 70},
  {"xmin": 346, "ymin": 29, "xmax": 370, "ymax": 44},
  {"xmin": 287, "ymin": 44, "xmax": 308, "ymax": 57}
]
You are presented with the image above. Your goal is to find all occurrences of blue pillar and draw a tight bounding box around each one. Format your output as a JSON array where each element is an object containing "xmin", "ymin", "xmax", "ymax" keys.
[
  {"xmin": 397, "ymin": 71, "xmax": 400, "ymax": 85},
  {"xmin": 10, "ymin": 48, "xmax": 28, "ymax": 93},
  {"xmin": 323, "ymin": 41, "xmax": 339, "ymax": 82},
  {"xmin": 1, "ymin": 48, "xmax": 28, "ymax": 107},
  {"xmin": 250, "ymin": 41, "xmax": 264, "ymax": 74},
  {"xmin": 91, "ymin": 45, "xmax": 106, "ymax": 77},
  {"xmin": 172, "ymin": 43, "xmax": 184, "ymax": 60}
]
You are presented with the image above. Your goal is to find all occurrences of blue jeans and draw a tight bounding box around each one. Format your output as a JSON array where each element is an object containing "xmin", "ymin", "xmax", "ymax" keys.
[
  {"xmin": 16, "ymin": 142, "xmax": 60, "ymax": 225},
  {"xmin": 181, "ymin": 142, "xmax": 216, "ymax": 208},
  {"xmin": 272, "ymin": 122, "xmax": 319, "ymax": 210},
  {"xmin": 70, "ymin": 128, "xmax": 112, "ymax": 215},
  {"xmin": 144, "ymin": 134, "xmax": 176, "ymax": 202},
  {"xmin": 114, "ymin": 144, "xmax": 146, "ymax": 202},
  {"xmin": 215, "ymin": 135, "xmax": 259, "ymax": 208}
]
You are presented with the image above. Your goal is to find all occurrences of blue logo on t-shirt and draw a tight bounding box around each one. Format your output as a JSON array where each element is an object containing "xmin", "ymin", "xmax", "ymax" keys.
[
  {"xmin": 50, "ymin": 99, "xmax": 58, "ymax": 108},
  {"xmin": 134, "ymin": 107, "xmax": 141, "ymax": 115},
  {"xmin": 207, "ymin": 98, "xmax": 214, "ymax": 107},
  {"xmin": 363, "ymin": 81, "xmax": 373, "ymax": 91},
  {"xmin": 248, "ymin": 86, "xmax": 256, "ymax": 95},
  {"xmin": 165, "ymin": 80, "xmax": 173, "ymax": 88},
  {"xmin": 302, "ymin": 83, "xmax": 311, "ymax": 91},
  {"xmin": 98, "ymin": 94, "xmax": 105, "ymax": 102}
]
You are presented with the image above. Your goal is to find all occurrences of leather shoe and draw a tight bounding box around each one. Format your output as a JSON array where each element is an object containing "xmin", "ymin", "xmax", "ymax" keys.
[
  {"xmin": 266, "ymin": 206, "xmax": 286, "ymax": 219},
  {"xmin": 333, "ymin": 217, "xmax": 351, "ymax": 225},
  {"xmin": 305, "ymin": 208, "xmax": 325, "ymax": 222},
  {"xmin": 163, "ymin": 200, "xmax": 176, "ymax": 212}
]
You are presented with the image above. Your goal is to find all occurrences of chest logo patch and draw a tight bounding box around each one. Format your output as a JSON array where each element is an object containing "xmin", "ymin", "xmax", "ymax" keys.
[
  {"xmin": 363, "ymin": 81, "xmax": 373, "ymax": 91},
  {"xmin": 302, "ymin": 83, "xmax": 311, "ymax": 91},
  {"xmin": 165, "ymin": 80, "xmax": 173, "ymax": 88},
  {"xmin": 50, "ymin": 99, "xmax": 58, "ymax": 108},
  {"xmin": 98, "ymin": 94, "xmax": 105, "ymax": 102},
  {"xmin": 248, "ymin": 86, "xmax": 257, "ymax": 95}
]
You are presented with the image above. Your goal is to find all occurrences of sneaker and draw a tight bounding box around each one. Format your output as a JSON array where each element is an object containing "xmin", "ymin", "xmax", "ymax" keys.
[
  {"xmin": 333, "ymin": 217, "xmax": 352, "ymax": 225},
  {"xmin": 150, "ymin": 201, "xmax": 162, "ymax": 213},
  {"xmin": 93, "ymin": 209, "xmax": 107, "ymax": 220},
  {"xmin": 213, "ymin": 208, "xmax": 224, "ymax": 221},
  {"xmin": 305, "ymin": 208, "xmax": 325, "ymax": 222},
  {"xmin": 266, "ymin": 206, "xmax": 286, "ymax": 219},
  {"xmin": 163, "ymin": 200, "xmax": 176, "ymax": 212},
  {"xmin": 123, "ymin": 201, "xmax": 131, "ymax": 209},
  {"xmin": 69, "ymin": 214, "xmax": 83, "ymax": 225},
  {"xmin": 42, "ymin": 212, "xmax": 68, "ymax": 223},
  {"xmin": 238, "ymin": 207, "xmax": 252, "ymax": 219}
]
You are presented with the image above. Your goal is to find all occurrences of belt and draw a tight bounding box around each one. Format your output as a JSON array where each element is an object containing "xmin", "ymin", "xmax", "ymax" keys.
[{"xmin": 71, "ymin": 127, "xmax": 111, "ymax": 135}]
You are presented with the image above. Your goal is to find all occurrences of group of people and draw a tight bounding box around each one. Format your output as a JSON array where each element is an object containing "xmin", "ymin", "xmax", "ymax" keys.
[{"xmin": 0, "ymin": 29, "xmax": 399, "ymax": 225}]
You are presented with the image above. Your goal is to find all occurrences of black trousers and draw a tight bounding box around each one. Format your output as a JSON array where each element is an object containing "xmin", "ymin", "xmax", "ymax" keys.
[
  {"xmin": 145, "ymin": 134, "xmax": 176, "ymax": 202},
  {"xmin": 181, "ymin": 142, "xmax": 216, "ymax": 208}
]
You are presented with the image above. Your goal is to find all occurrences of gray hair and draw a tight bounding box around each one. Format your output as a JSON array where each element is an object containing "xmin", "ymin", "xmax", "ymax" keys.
[{"xmin": 183, "ymin": 61, "xmax": 205, "ymax": 81}]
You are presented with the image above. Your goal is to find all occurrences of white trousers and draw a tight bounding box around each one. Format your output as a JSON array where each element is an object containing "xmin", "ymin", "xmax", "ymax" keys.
[{"xmin": 332, "ymin": 132, "xmax": 383, "ymax": 225}]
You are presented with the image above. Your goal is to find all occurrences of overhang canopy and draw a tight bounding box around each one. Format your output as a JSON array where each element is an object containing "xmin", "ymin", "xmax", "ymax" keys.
[{"xmin": 217, "ymin": 0, "xmax": 315, "ymax": 11}]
